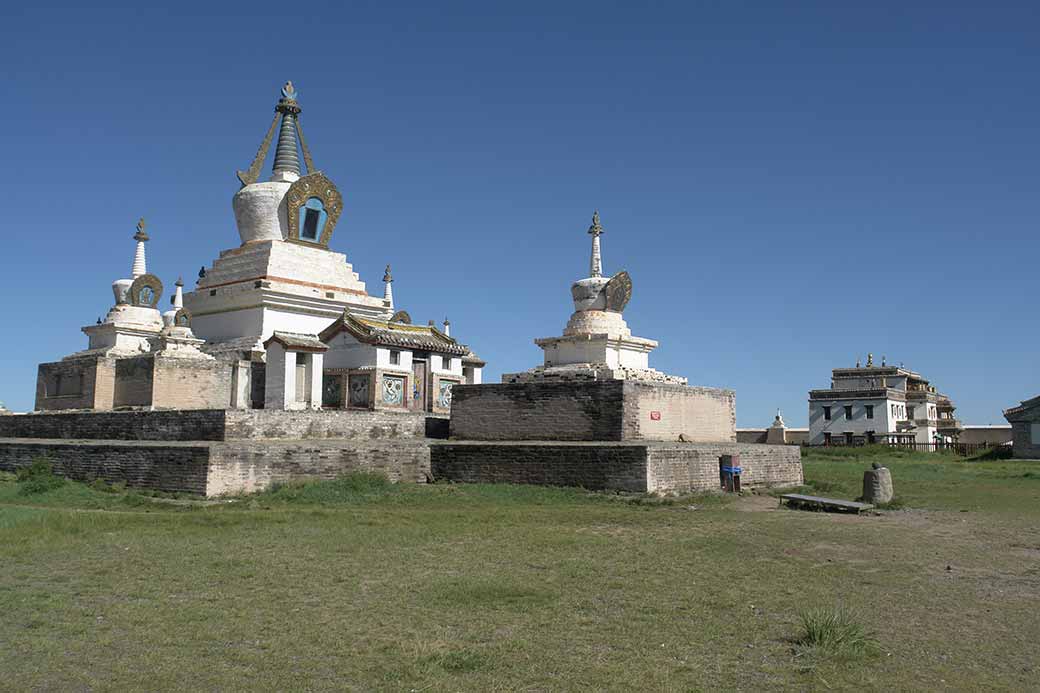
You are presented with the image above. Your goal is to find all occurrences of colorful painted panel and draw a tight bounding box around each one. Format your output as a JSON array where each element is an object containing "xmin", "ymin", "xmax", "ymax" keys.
[
  {"xmin": 322, "ymin": 374, "xmax": 343, "ymax": 409},
  {"xmin": 382, "ymin": 375, "xmax": 404, "ymax": 406},
  {"xmin": 348, "ymin": 374, "xmax": 370, "ymax": 408},
  {"xmin": 437, "ymin": 380, "xmax": 455, "ymax": 409}
]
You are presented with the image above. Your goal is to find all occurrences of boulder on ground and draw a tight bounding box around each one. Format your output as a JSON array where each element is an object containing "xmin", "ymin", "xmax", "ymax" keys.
[{"xmin": 862, "ymin": 465, "xmax": 893, "ymax": 504}]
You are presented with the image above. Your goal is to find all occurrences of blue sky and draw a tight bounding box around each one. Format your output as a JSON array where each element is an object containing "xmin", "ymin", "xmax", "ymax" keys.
[{"xmin": 2, "ymin": 1, "xmax": 1037, "ymax": 425}]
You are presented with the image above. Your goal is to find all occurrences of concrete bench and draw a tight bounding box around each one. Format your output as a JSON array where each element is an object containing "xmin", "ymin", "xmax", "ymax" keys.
[{"xmin": 779, "ymin": 493, "xmax": 874, "ymax": 514}]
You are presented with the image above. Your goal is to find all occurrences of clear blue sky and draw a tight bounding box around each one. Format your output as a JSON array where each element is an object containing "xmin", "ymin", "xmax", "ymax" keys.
[{"xmin": 2, "ymin": 1, "xmax": 1037, "ymax": 425}]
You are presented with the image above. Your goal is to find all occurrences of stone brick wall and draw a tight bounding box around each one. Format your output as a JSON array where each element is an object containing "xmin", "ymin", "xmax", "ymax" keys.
[
  {"xmin": 221, "ymin": 409, "xmax": 427, "ymax": 440},
  {"xmin": 0, "ymin": 438, "xmax": 432, "ymax": 496},
  {"xmin": 449, "ymin": 382, "xmax": 626, "ymax": 441},
  {"xmin": 205, "ymin": 440, "xmax": 431, "ymax": 495},
  {"xmin": 431, "ymin": 441, "xmax": 802, "ymax": 494},
  {"xmin": 0, "ymin": 410, "xmax": 229, "ymax": 441},
  {"xmin": 152, "ymin": 358, "xmax": 232, "ymax": 409},
  {"xmin": 1010, "ymin": 421, "xmax": 1040, "ymax": 459},
  {"xmin": 35, "ymin": 358, "xmax": 114, "ymax": 411},
  {"xmin": 0, "ymin": 409, "xmax": 429, "ymax": 442},
  {"xmin": 645, "ymin": 442, "xmax": 802, "ymax": 493},
  {"xmin": 0, "ymin": 440, "xmax": 211, "ymax": 494},
  {"xmin": 621, "ymin": 382, "xmax": 736, "ymax": 442},
  {"xmin": 114, "ymin": 356, "xmax": 154, "ymax": 408},
  {"xmin": 431, "ymin": 442, "xmax": 649, "ymax": 491},
  {"xmin": 736, "ymin": 429, "xmax": 768, "ymax": 443}
]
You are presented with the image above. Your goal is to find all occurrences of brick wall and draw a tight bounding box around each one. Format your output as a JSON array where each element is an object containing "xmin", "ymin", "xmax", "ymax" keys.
[
  {"xmin": 449, "ymin": 380, "xmax": 736, "ymax": 443},
  {"xmin": 0, "ymin": 409, "xmax": 429, "ymax": 442},
  {"xmin": 449, "ymin": 381, "xmax": 626, "ymax": 441},
  {"xmin": 114, "ymin": 356, "xmax": 154, "ymax": 407},
  {"xmin": 645, "ymin": 442, "xmax": 802, "ymax": 492},
  {"xmin": 431, "ymin": 442, "xmax": 649, "ymax": 491},
  {"xmin": 35, "ymin": 358, "xmax": 114, "ymax": 411},
  {"xmin": 621, "ymin": 382, "xmax": 736, "ymax": 442},
  {"xmin": 431, "ymin": 441, "xmax": 802, "ymax": 493},
  {"xmin": 1010, "ymin": 421, "xmax": 1040, "ymax": 459},
  {"xmin": 0, "ymin": 410, "xmax": 228, "ymax": 441},
  {"xmin": 0, "ymin": 440, "xmax": 211, "ymax": 494},
  {"xmin": 205, "ymin": 440, "xmax": 431, "ymax": 495},
  {"xmin": 152, "ymin": 358, "xmax": 232, "ymax": 409},
  {"xmin": 221, "ymin": 409, "xmax": 428, "ymax": 440}
]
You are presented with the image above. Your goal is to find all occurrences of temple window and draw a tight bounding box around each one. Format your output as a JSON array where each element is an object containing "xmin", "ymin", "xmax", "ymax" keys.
[
  {"xmin": 823, "ymin": 406, "xmax": 831, "ymax": 421},
  {"xmin": 299, "ymin": 197, "xmax": 328, "ymax": 242},
  {"xmin": 390, "ymin": 350, "xmax": 401, "ymax": 365},
  {"xmin": 442, "ymin": 356, "xmax": 452, "ymax": 370},
  {"xmin": 844, "ymin": 405, "xmax": 853, "ymax": 419},
  {"xmin": 865, "ymin": 405, "xmax": 874, "ymax": 419}
]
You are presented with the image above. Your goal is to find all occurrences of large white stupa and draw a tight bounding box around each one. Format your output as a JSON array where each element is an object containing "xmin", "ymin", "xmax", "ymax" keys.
[{"xmin": 184, "ymin": 82, "xmax": 389, "ymax": 353}]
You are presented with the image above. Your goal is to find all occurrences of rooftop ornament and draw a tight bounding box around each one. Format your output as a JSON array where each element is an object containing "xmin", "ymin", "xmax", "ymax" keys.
[{"xmin": 236, "ymin": 81, "xmax": 316, "ymax": 187}]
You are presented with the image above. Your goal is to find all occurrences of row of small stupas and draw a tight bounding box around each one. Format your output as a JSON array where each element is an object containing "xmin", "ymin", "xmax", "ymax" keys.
[{"xmin": 36, "ymin": 82, "xmax": 484, "ymax": 414}]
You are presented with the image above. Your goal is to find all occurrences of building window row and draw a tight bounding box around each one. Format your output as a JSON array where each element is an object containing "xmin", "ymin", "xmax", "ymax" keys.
[{"xmin": 823, "ymin": 404, "xmax": 873, "ymax": 420}]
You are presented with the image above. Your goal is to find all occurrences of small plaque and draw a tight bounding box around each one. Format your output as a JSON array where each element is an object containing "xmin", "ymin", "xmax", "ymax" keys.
[{"xmin": 650, "ymin": 411, "xmax": 661, "ymax": 421}]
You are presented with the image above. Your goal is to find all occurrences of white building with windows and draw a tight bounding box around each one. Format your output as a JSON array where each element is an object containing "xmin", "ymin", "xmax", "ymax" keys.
[{"xmin": 808, "ymin": 355, "xmax": 962, "ymax": 446}]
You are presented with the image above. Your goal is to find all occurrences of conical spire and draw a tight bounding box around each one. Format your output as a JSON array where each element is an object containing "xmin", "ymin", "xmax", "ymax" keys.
[
  {"xmin": 173, "ymin": 277, "xmax": 184, "ymax": 309},
  {"xmin": 131, "ymin": 217, "xmax": 149, "ymax": 278},
  {"xmin": 587, "ymin": 211, "xmax": 604, "ymax": 278},
  {"xmin": 272, "ymin": 81, "xmax": 301, "ymax": 178}
]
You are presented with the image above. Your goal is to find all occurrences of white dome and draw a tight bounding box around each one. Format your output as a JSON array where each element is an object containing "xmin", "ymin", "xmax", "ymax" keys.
[
  {"xmin": 570, "ymin": 276, "xmax": 609, "ymax": 311},
  {"xmin": 233, "ymin": 181, "xmax": 291, "ymax": 244}
]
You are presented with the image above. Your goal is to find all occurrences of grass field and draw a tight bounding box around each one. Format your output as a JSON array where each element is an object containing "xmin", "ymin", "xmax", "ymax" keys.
[{"xmin": 2, "ymin": 448, "xmax": 1039, "ymax": 691}]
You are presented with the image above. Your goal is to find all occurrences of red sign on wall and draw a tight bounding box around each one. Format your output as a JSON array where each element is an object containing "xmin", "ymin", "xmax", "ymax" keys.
[{"xmin": 650, "ymin": 411, "xmax": 661, "ymax": 421}]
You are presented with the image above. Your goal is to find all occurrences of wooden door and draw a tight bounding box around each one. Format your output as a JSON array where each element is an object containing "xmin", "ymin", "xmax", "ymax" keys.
[{"xmin": 411, "ymin": 360, "xmax": 427, "ymax": 411}]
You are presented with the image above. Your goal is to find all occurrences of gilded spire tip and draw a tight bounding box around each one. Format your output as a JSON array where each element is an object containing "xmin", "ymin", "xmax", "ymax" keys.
[{"xmin": 134, "ymin": 217, "xmax": 149, "ymax": 242}]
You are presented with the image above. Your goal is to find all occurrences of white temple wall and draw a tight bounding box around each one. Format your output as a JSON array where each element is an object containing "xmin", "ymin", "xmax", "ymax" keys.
[
  {"xmin": 324, "ymin": 332, "xmax": 378, "ymax": 369},
  {"xmin": 616, "ymin": 346, "xmax": 650, "ymax": 370},
  {"xmin": 376, "ymin": 347, "xmax": 413, "ymax": 373},
  {"xmin": 432, "ymin": 354, "xmax": 463, "ymax": 377},
  {"xmin": 260, "ymin": 308, "xmax": 336, "ymax": 345},
  {"xmin": 191, "ymin": 307, "xmax": 264, "ymax": 344},
  {"xmin": 264, "ymin": 342, "xmax": 289, "ymax": 409}
]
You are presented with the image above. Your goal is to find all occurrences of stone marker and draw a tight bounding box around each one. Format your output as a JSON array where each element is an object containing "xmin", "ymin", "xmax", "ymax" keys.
[{"xmin": 862, "ymin": 462, "xmax": 893, "ymax": 504}]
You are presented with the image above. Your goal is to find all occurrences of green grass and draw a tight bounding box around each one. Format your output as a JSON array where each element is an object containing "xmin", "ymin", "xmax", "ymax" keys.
[
  {"xmin": 796, "ymin": 605, "xmax": 878, "ymax": 660},
  {"xmin": 2, "ymin": 453, "xmax": 1040, "ymax": 691}
]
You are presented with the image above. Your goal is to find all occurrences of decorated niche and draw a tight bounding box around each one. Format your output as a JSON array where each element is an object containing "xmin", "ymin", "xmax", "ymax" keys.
[
  {"xmin": 382, "ymin": 374, "xmax": 405, "ymax": 406},
  {"xmin": 173, "ymin": 308, "xmax": 192, "ymax": 328},
  {"xmin": 348, "ymin": 374, "xmax": 371, "ymax": 408},
  {"xmin": 285, "ymin": 172, "xmax": 343, "ymax": 247},
  {"xmin": 437, "ymin": 380, "xmax": 455, "ymax": 409},
  {"xmin": 129, "ymin": 274, "xmax": 163, "ymax": 309}
]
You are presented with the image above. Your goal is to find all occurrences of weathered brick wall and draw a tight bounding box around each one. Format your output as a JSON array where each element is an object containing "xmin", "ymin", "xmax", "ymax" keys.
[
  {"xmin": 645, "ymin": 442, "xmax": 802, "ymax": 493},
  {"xmin": 114, "ymin": 356, "xmax": 154, "ymax": 408},
  {"xmin": 35, "ymin": 358, "xmax": 113, "ymax": 411},
  {"xmin": 0, "ymin": 410, "xmax": 228, "ymax": 441},
  {"xmin": 0, "ymin": 440, "xmax": 211, "ymax": 494},
  {"xmin": 206, "ymin": 440, "xmax": 431, "ymax": 496},
  {"xmin": 1010, "ymin": 421, "xmax": 1040, "ymax": 459},
  {"xmin": 0, "ymin": 409, "xmax": 429, "ymax": 442},
  {"xmin": 621, "ymin": 382, "xmax": 736, "ymax": 442},
  {"xmin": 736, "ymin": 429, "xmax": 768, "ymax": 443},
  {"xmin": 432, "ymin": 441, "xmax": 802, "ymax": 494},
  {"xmin": 152, "ymin": 358, "xmax": 232, "ymax": 409},
  {"xmin": 448, "ymin": 382, "xmax": 626, "ymax": 441},
  {"xmin": 221, "ymin": 410, "xmax": 428, "ymax": 440},
  {"xmin": 431, "ymin": 442, "xmax": 649, "ymax": 491}
]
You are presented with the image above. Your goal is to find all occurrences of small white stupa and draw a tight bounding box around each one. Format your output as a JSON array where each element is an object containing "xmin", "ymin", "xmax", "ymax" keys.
[
  {"xmin": 80, "ymin": 218, "xmax": 164, "ymax": 355},
  {"xmin": 155, "ymin": 278, "xmax": 212, "ymax": 360},
  {"xmin": 505, "ymin": 212, "xmax": 685, "ymax": 384}
]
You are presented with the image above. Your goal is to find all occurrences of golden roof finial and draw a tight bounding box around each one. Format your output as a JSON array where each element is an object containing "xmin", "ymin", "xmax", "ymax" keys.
[{"xmin": 134, "ymin": 217, "xmax": 149, "ymax": 242}]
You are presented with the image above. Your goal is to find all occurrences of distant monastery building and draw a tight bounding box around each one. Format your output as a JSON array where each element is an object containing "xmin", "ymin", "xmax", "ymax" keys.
[
  {"xmin": 807, "ymin": 355, "xmax": 961, "ymax": 446},
  {"xmin": 36, "ymin": 82, "xmax": 483, "ymax": 414}
]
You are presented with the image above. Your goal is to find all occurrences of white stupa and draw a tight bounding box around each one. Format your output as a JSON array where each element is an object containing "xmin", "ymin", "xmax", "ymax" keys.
[
  {"xmin": 184, "ymin": 81, "xmax": 389, "ymax": 353},
  {"xmin": 79, "ymin": 218, "xmax": 164, "ymax": 355},
  {"xmin": 505, "ymin": 212, "xmax": 685, "ymax": 384}
]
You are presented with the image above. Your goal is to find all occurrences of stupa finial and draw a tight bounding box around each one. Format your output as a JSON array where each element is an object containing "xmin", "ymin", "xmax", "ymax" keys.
[
  {"xmin": 237, "ymin": 81, "xmax": 314, "ymax": 186},
  {"xmin": 383, "ymin": 264, "xmax": 394, "ymax": 310},
  {"xmin": 131, "ymin": 217, "xmax": 149, "ymax": 278},
  {"xmin": 866, "ymin": 353, "xmax": 874, "ymax": 367},
  {"xmin": 587, "ymin": 210, "xmax": 604, "ymax": 278}
]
